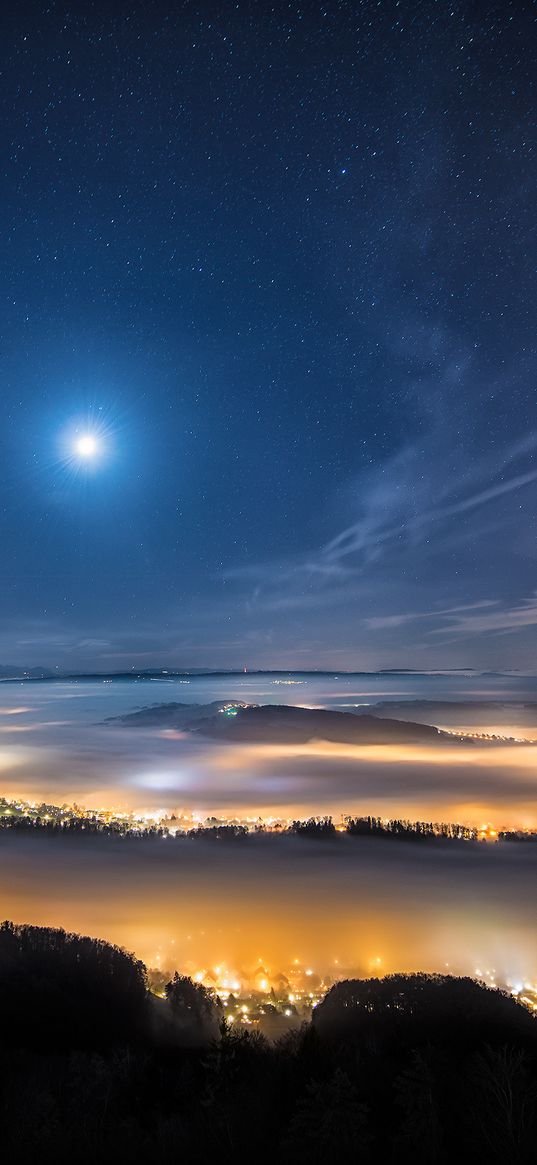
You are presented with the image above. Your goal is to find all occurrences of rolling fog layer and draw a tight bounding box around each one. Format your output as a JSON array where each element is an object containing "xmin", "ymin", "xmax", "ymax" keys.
[
  {"xmin": 3, "ymin": 675, "xmax": 537, "ymax": 975},
  {"xmin": 1, "ymin": 675, "xmax": 537, "ymax": 826},
  {"xmin": 1, "ymin": 830, "xmax": 536, "ymax": 983}
]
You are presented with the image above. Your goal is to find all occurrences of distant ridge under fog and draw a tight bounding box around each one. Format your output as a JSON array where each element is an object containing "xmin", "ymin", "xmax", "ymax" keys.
[
  {"xmin": 1, "ymin": 666, "xmax": 527, "ymax": 681},
  {"xmin": 107, "ymin": 700, "xmax": 448, "ymax": 744}
]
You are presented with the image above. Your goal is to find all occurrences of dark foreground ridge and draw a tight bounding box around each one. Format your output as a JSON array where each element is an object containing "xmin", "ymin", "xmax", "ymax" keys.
[
  {"xmin": 107, "ymin": 699, "xmax": 449, "ymax": 744},
  {"xmin": 1, "ymin": 920, "xmax": 536, "ymax": 1163}
]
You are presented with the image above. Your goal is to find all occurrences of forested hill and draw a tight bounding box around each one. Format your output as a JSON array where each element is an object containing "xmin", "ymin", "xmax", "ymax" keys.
[
  {"xmin": 109, "ymin": 700, "xmax": 448, "ymax": 745},
  {"xmin": 1, "ymin": 921, "xmax": 536, "ymax": 1163}
]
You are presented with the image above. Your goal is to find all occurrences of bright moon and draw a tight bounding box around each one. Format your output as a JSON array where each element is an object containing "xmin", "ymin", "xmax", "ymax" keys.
[{"xmin": 75, "ymin": 434, "xmax": 98, "ymax": 458}]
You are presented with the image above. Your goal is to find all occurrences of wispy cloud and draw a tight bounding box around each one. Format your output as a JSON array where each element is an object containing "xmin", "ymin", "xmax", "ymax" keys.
[
  {"xmin": 312, "ymin": 463, "xmax": 537, "ymax": 576},
  {"xmin": 225, "ymin": 434, "xmax": 537, "ymax": 631},
  {"xmin": 366, "ymin": 601, "xmax": 499, "ymax": 631},
  {"xmin": 429, "ymin": 595, "xmax": 537, "ymax": 639}
]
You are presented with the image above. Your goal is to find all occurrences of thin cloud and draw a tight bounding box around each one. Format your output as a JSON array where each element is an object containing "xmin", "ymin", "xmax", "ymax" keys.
[
  {"xmin": 366, "ymin": 601, "xmax": 499, "ymax": 631},
  {"xmin": 321, "ymin": 467, "xmax": 537, "ymax": 571},
  {"xmin": 430, "ymin": 595, "xmax": 537, "ymax": 640},
  {"xmin": 225, "ymin": 437, "xmax": 537, "ymax": 621}
]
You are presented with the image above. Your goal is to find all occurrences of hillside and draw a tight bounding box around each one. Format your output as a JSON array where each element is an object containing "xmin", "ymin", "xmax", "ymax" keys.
[{"xmin": 108, "ymin": 701, "xmax": 447, "ymax": 744}]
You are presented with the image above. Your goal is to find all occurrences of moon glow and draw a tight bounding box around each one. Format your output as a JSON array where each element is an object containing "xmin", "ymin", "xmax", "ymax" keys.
[{"xmin": 75, "ymin": 434, "xmax": 99, "ymax": 458}]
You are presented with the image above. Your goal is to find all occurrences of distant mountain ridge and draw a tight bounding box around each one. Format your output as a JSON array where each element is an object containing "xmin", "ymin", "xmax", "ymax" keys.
[
  {"xmin": 1, "ymin": 666, "xmax": 519, "ymax": 681},
  {"xmin": 0, "ymin": 665, "xmax": 55, "ymax": 679}
]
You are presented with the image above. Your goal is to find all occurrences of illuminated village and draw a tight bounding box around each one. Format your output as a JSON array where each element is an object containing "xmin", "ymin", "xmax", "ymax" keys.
[
  {"xmin": 0, "ymin": 794, "xmax": 508, "ymax": 841},
  {"xmin": 148, "ymin": 957, "xmax": 341, "ymax": 1039},
  {"xmin": 145, "ymin": 955, "xmax": 537, "ymax": 1036}
]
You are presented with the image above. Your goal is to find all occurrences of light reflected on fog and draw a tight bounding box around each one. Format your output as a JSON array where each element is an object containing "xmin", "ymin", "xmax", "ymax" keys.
[{"xmin": 1, "ymin": 675, "xmax": 537, "ymax": 977}]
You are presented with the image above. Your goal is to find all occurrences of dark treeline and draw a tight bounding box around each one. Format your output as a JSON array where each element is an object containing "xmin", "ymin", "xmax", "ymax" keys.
[
  {"xmin": 291, "ymin": 816, "xmax": 481, "ymax": 841},
  {"xmin": 290, "ymin": 815, "xmax": 338, "ymax": 838},
  {"xmin": 343, "ymin": 816, "xmax": 480, "ymax": 841},
  {"xmin": 498, "ymin": 830, "xmax": 537, "ymax": 842},
  {"xmin": 0, "ymin": 920, "xmax": 148, "ymax": 1049},
  {"xmin": 0, "ymin": 813, "xmax": 250, "ymax": 841},
  {"xmin": 0, "ymin": 811, "xmax": 509, "ymax": 843},
  {"xmin": 0, "ymin": 812, "xmax": 171, "ymax": 838},
  {"xmin": 1, "ymin": 921, "xmax": 537, "ymax": 1163}
]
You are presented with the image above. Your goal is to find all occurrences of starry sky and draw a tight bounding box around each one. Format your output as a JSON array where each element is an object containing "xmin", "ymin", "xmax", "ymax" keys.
[{"xmin": 1, "ymin": 0, "xmax": 536, "ymax": 671}]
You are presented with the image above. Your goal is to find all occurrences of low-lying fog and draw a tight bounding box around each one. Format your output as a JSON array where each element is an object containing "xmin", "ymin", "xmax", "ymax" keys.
[
  {"xmin": 1, "ymin": 829, "xmax": 536, "ymax": 983},
  {"xmin": 2, "ymin": 674, "xmax": 537, "ymax": 826},
  {"xmin": 3, "ymin": 674, "xmax": 537, "ymax": 975}
]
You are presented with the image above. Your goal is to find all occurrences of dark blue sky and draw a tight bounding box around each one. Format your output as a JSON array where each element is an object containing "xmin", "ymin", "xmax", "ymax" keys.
[{"xmin": 1, "ymin": 0, "xmax": 536, "ymax": 670}]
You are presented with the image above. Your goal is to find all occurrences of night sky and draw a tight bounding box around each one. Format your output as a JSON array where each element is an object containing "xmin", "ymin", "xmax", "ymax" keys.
[{"xmin": 1, "ymin": 1, "xmax": 536, "ymax": 671}]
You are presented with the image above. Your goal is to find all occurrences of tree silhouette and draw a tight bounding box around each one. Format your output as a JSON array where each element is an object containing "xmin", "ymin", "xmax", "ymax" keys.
[
  {"xmin": 281, "ymin": 1068, "xmax": 370, "ymax": 1163},
  {"xmin": 313, "ymin": 974, "xmax": 536, "ymax": 1053},
  {"xmin": 394, "ymin": 1048, "xmax": 442, "ymax": 1162},
  {"xmin": 467, "ymin": 1045, "xmax": 537, "ymax": 1163},
  {"xmin": 291, "ymin": 816, "xmax": 336, "ymax": 838},
  {"xmin": 0, "ymin": 920, "xmax": 147, "ymax": 1049},
  {"xmin": 165, "ymin": 972, "xmax": 222, "ymax": 1044}
]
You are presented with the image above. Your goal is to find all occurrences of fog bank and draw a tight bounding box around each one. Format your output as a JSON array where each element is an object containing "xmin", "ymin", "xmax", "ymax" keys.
[{"xmin": 1, "ymin": 829, "xmax": 536, "ymax": 983}]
